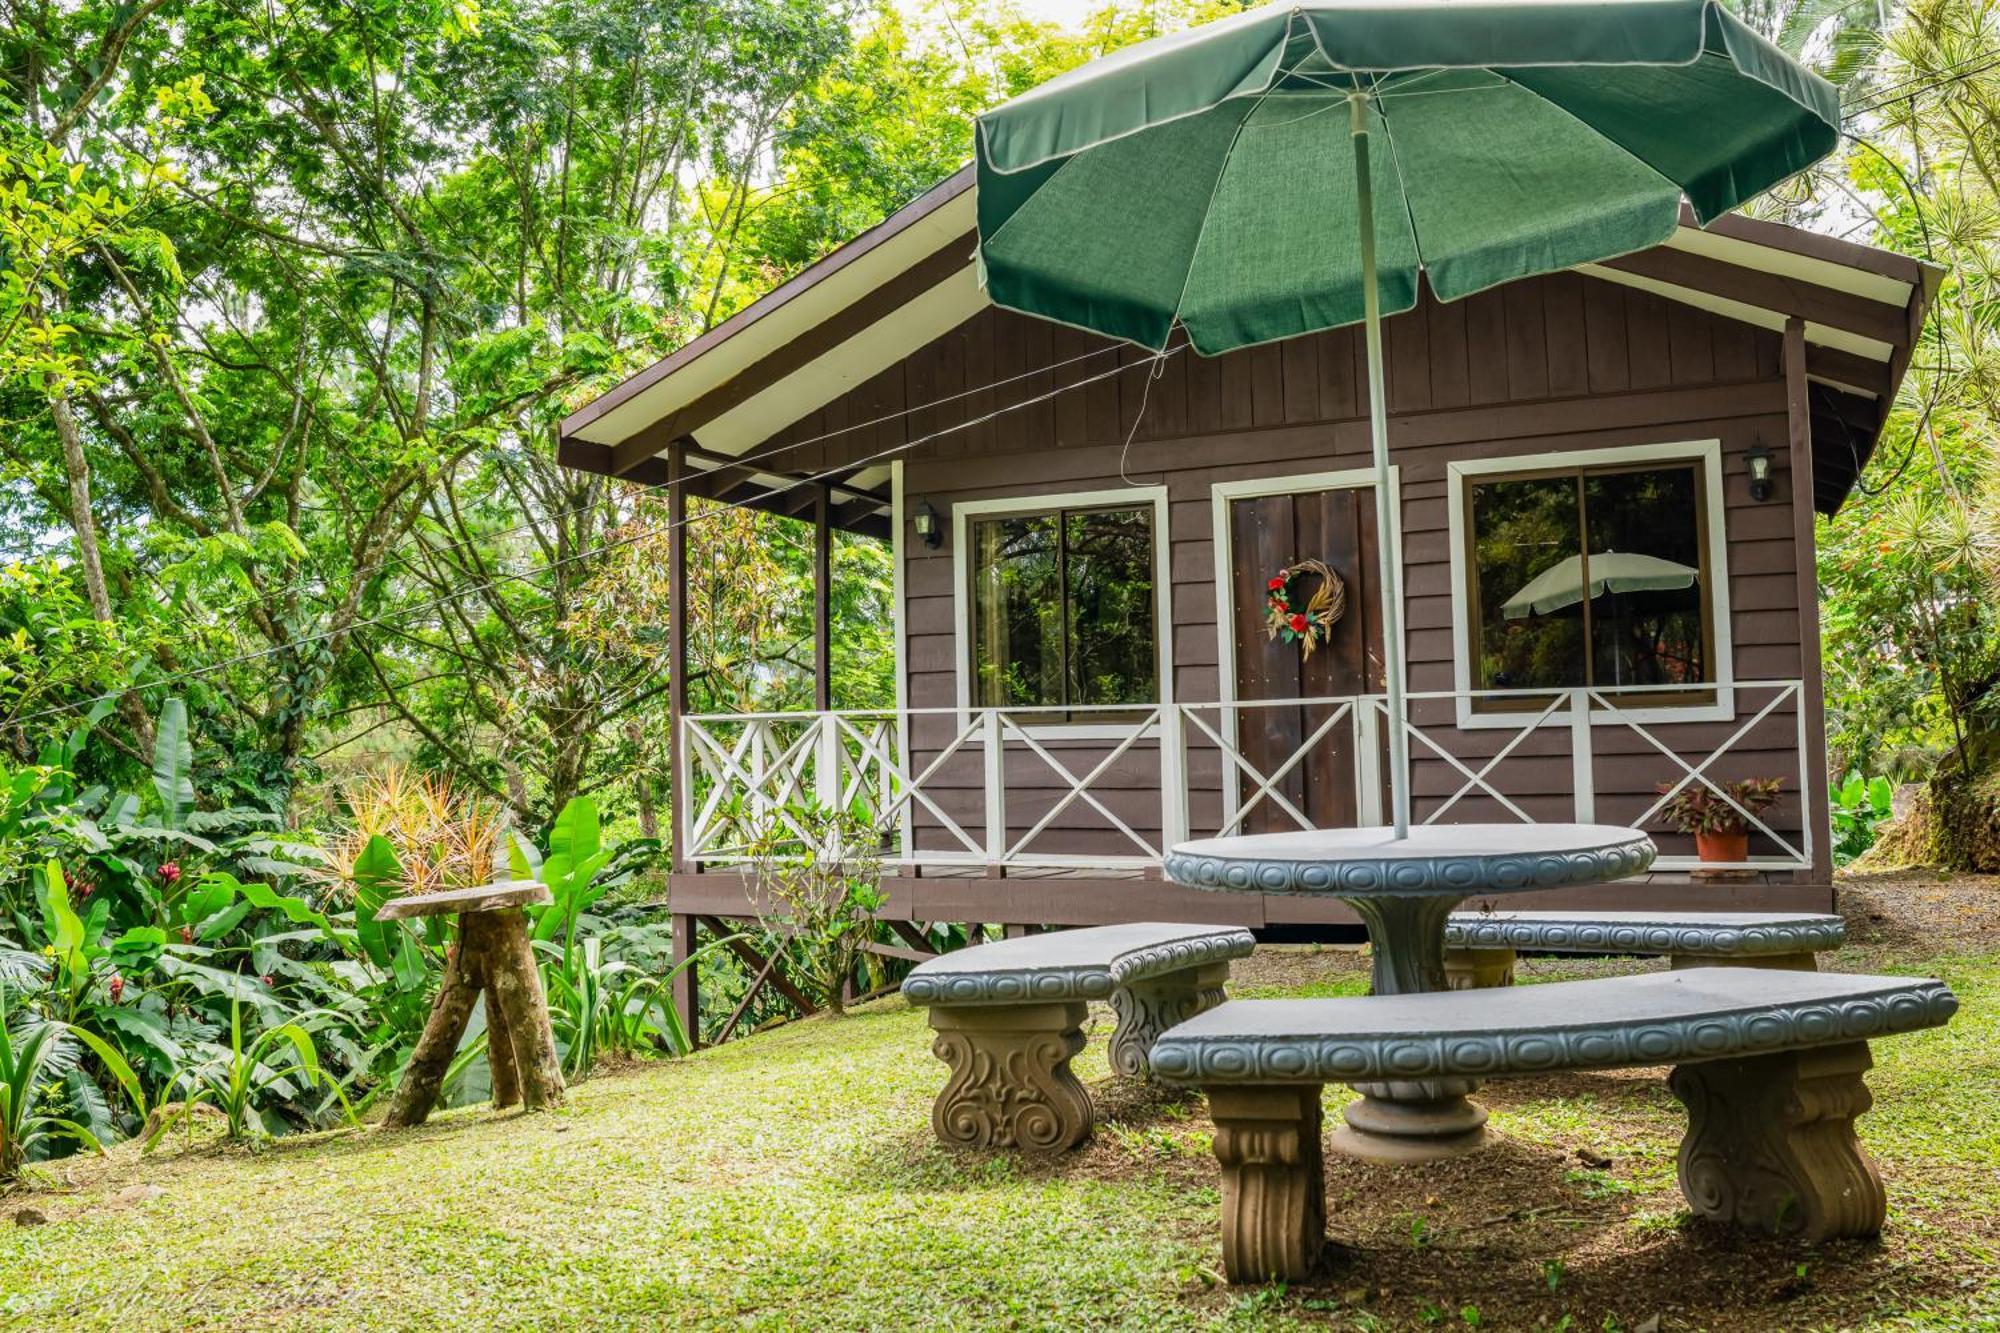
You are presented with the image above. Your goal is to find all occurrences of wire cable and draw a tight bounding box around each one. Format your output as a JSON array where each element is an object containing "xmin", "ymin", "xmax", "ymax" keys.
[{"xmin": 16, "ymin": 342, "xmax": 1187, "ymax": 730}]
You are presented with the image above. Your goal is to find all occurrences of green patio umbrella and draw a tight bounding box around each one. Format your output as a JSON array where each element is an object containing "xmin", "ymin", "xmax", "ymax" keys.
[{"xmin": 974, "ymin": 0, "xmax": 1839, "ymax": 837}]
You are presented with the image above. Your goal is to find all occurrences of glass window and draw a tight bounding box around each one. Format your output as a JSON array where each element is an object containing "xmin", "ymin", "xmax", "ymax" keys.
[
  {"xmin": 970, "ymin": 504, "xmax": 1158, "ymax": 716},
  {"xmin": 1466, "ymin": 460, "xmax": 1711, "ymax": 701}
]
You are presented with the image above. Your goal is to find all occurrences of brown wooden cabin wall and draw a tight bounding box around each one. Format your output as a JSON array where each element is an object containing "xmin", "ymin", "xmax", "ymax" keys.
[{"xmin": 753, "ymin": 271, "xmax": 1812, "ymax": 863}]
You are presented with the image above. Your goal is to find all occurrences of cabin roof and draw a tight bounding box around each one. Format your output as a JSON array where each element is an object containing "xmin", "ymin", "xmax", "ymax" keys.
[{"xmin": 559, "ymin": 162, "xmax": 1939, "ymax": 521}]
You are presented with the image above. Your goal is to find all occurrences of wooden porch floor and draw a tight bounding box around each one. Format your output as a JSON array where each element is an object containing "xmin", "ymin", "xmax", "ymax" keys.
[{"xmin": 669, "ymin": 864, "xmax": 1834, "ymax": 934}]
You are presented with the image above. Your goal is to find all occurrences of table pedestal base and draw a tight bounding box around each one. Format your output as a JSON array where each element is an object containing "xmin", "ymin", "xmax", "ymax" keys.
[
  {"xmin": 1341, "ymin": 893, "xmax": 1494, "ymax": 1160},
  {"xmin": 1331, "ymin": 1082, "xmax": 1490, "ymax": 1162}
]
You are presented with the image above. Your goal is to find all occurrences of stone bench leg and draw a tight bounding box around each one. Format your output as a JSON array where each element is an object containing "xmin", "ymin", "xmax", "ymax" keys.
[
  {"xmin": 926, "ymin": 1002, "xmax": 1092, "ymax": 1153},
  {"xmin": 1671, "ymin": 951, "xmax": 1819, "ymax": 972},
  {"xmin": 1443, "ymin": 946, "xmax": 1517, "ymax": 990},
  {"xmin": 1209, "ymin": 1085, "xmax": 1327, "ymax": 1284},
  {"xmin": 1668, "ymin": 1040, "xmax": 1885, "ymax": 1240},
  {"xmin": 1109, "ymin": 962, "xmax": 1233, "ymax": 1078}
]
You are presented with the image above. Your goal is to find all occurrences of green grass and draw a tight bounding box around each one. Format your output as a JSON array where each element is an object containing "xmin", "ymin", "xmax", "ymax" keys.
[{"xmin": 3, "ymin": 900, "xmax": 1998, "ymax": 1331}]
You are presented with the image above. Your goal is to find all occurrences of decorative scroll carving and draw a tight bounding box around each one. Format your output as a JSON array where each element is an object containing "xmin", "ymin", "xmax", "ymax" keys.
[
  {"xmin": 1210, "ymin": 1085, "xmax": 1327, "ymax": 1284},
  {"xmin": 1443, "ymin": 946, "xmax": 1517, "ymax": 991},
  {"xmin": 1108, "ymin": 963, "xmax": 1231, "ymax": 1079},
  {"xmin": 927, "ymin": 1003, "xmax": 1092, "ymax": 1153},
  {"xmin": 1164, "ymin": 835, "xmax": 1656, "ymax": 898},
  {"xmin": 1670, "ymin": 1041, "xmax": 1886, "ymax": 1240}
]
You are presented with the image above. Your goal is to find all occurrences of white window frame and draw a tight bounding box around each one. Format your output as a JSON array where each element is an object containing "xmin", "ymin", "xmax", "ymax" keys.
[
  {"xmin": 1447, "ymin": 438, "xmax": 1735, "ymax": 729},
  {"xmin": 952, "ymin": 485, "xmax": 1174, "ymax": 740}
]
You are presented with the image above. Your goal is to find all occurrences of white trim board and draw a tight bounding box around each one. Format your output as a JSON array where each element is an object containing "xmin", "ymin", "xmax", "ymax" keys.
[
  {"xmin": 1445, "ymin": 438, "xmax": 1736, "ymax": 730},
  {"xmin": 951, "ymin": 485, "xmax": 1174, "ymax": 741},
  {"xmin": 891, "ymin": 461, "xmax": 913, "ymax": 862}
]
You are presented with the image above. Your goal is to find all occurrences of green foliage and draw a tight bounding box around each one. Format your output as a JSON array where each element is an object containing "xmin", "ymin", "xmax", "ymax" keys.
[
  {"xmin": 1832, "ymin": 771, "xmax": 1898, "ymax": 863},
  {"xmin": 1816, "ymin": 0, "xmax": 2000, "ymax": 797},
  {"xmin": 153, "ymin": 1000, "xmax": 353, "ymax": 1144},
  {"xmin": 538, "ymin": 928, "xmax": 724, "ymax": 1078},
  {"xmin": 748, "ymin": 800, "xmax": 887, "ymax": 1017},
  {"xmin": 0, "ymin": 983, "xmax": 145, "ymax": 1179}
]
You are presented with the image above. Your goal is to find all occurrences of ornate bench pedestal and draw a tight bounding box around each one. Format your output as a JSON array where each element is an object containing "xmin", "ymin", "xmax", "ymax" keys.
[
  {"xmin": 903, "ymin": 923, "xmax": 1257, "ymax": 1154},
  {"xmin": 1209, "ymin": 1085, "xmax": 1326, "ymax": 1283},
  {"xmin": 1670, "ymin": 1040, "xmax": 1885, "ymax": 1240},
  {"xmin": 379, "ymin": 881, "xmax": 565, "ymax": 1128},
  {"xmin": 927, "ymin": 1001, "xmax": 1092, "ymax": 1152}
]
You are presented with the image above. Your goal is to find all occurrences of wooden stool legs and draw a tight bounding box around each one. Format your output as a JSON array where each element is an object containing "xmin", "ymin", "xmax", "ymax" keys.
[
  {"xmin": 382, "ymin": 906, "xmax": 565, "ymax": 1128},
  {"xmin": 382, "ymin": 934, "xmax": 483, "ymax": 1128}
]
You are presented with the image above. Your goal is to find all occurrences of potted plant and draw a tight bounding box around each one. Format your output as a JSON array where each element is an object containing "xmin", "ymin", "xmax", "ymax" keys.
[{"xmin": 1655, "ymin": 778, "xmax": 1785, "ymax": 866}]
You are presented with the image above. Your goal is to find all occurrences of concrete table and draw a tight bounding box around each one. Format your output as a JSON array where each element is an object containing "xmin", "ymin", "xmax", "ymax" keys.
[{"xmin": 1164, "ymin": 824, "xmax": 1656, "ymax": 1161}]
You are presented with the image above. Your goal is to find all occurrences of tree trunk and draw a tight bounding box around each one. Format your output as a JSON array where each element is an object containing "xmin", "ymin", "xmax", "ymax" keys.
[
  {"xmin": 382, "ymin": 937, "xmax": 482, "ymax": 1128},
  {"xmin": 50, "ymin": 393, "xmax": 114, "ymax": 624},
  {"xmin": 464, "ymin": 916, "xmax": 522, "ymax": 1109},
  {"xmin": 483, "ymin": 908, "xmax": 566, "ymax": 1109},
  {"xmin": 50, "ymin": 391, "xmax": 153, "ymax": 751}
]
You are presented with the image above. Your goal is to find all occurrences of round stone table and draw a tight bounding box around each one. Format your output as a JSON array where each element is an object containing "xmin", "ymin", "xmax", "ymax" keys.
[{"xmin": 1164, "ymin": 824, "xmax": 1656, "ymax": 1161}]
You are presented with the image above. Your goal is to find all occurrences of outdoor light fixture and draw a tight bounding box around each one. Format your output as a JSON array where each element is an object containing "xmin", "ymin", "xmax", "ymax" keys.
[
  {"xmin": 912, "ymin": 499, "xmax": 942, "ymax": 549},
  {"xmin": 1745, "ymin": 444, "xmax": 1774, "ymax": 502}
]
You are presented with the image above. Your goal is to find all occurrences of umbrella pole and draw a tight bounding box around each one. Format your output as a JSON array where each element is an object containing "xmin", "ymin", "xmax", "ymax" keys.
[{"xmin": 1351, "ymin": 93, "xmax": 1410, "ymax": 839}]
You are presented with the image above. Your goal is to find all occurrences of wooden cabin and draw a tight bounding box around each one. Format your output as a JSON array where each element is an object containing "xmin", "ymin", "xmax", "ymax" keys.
[{"xmin": 559, "ymin": 164, "xmax": 1935, "ymax": 1031}]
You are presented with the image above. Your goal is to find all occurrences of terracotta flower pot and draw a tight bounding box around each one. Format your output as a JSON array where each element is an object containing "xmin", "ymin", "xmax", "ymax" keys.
[{"xmin": 1694, "ymin": 827, "xmax": 1748, "ymax": 864}]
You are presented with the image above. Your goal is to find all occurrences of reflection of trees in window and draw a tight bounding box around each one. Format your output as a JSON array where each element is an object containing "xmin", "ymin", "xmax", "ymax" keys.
[
  {"xmin": 1468, "ymin": 462, "xmax": 1709, "ymax": 699},
  {"xmin": 971, "ymin": 505, "xmax": 1157, "ymax": 717}
]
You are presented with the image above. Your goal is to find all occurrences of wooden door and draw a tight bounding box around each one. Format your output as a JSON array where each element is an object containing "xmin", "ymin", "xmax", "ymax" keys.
[{"xmin": 1226, "ymin": 485, "xmax": 1386, "ymax": 832}]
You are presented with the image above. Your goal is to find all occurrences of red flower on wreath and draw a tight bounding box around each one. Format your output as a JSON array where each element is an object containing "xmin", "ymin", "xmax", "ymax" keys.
[{"xmin": 1264, "ymin": 558, "xmax": 1347, "ymax": 660}]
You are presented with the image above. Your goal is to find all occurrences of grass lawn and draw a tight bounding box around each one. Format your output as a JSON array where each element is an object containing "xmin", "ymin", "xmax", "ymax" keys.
[{"xmin": 4, "ymin": 874, "xmax": 1998, "ymax": 1331}]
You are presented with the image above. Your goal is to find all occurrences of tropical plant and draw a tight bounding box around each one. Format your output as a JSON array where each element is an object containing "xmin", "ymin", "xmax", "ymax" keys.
[
  {"xmin": 749, "ymin": 801, "xmax": 887, "ymax": 1017},
  {"xmin": 1833, "ymin": 772, "xmax": 1899, "ymax": 864},
  {"xmin": 538, "ymin": 930, "xmax": 715, "ymax": 1079},
  {"xmin": 153, "ymin": 1000, "xmax": 353, "ymax": 1144},
  {"xmin": 507, "ymin": 797, "xmax": 660, "ymax": 952},
  {"xmin": 0, "ymin": 982, "xmax": 145, "ymax": 1179},
  {"xmin": 326, "ymin": 767, "xmax": 506, "ymax": 900},
  {"xmin": 1655, "ymin": 778, "xmax": 1787, "ymax": 836}
]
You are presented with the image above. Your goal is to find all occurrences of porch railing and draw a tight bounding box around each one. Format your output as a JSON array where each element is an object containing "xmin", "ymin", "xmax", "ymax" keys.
[{"xmin": 680, "ymin": 680, "xmax": 1813, "ymax": 875}]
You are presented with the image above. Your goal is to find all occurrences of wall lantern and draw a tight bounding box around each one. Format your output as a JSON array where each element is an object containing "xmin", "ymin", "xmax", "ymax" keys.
[
  {"xmin": 1745, "ymin": 443, "xmax": 1774, "ymax": 502},
  {"xmin": 912, "ymin": 498, "xmax": 943, "ymax": 549}
]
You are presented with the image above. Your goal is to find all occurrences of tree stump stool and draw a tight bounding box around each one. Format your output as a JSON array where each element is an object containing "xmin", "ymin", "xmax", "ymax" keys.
[{"xmin": 379, "ymin": 881, "xmax": 566, "ymax": 1128}]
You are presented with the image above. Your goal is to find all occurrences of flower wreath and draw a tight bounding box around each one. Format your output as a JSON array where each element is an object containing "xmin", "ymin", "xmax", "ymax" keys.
[{"xmin": 1264, "ymin": 558, "xmax": 1347, "ymax": 659}]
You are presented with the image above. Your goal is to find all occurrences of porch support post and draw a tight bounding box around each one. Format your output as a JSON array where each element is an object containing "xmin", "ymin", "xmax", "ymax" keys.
[
  {"xmin": 814, "ymin": 483, "xmax": 832, "ymax": 714},
  {"xmin": 1783, "ymin": 317, "xmax": 1835, "ymax": 893},
  {"xmin": 668, "ymin": 438, "xmax": 692, "ymax": 875},
  {"xmin": 671, "ymin": 912, "xmax": 700, "ymax": 1052}
]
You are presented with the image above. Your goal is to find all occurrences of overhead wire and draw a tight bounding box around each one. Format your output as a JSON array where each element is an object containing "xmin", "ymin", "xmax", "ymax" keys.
[
  {"xmin": 18, "ymin": 340, "xmax": 1187, "ymax": 730},
  {"xmin": 112, "ymin": 335, "xmax": 1133, "ymax": 635}
]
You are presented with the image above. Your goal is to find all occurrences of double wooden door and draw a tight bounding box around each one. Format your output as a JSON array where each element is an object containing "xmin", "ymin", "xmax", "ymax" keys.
[{"xmin": 1224, "ymin": 482, "xmax": 1387, "ymax": 833}]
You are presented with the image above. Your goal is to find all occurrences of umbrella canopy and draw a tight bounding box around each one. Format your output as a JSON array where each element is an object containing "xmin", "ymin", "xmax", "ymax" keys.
[
  {"xmin": 1500, "ymin": 552, "xmax": 1700, "ymax": 620},
  {"xmin": 972, "ymin": 0, "xmax": 1838, "ymax": 836},
  {"xmin": 976, "ymin": 0, "xmax": 1839, "ymax": 355}
]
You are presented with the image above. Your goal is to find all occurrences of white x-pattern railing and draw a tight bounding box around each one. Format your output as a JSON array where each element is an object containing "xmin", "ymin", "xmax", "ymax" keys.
[{"xmin": 680, "ymin": 680, "xmax": 1813, "ymax": 873}]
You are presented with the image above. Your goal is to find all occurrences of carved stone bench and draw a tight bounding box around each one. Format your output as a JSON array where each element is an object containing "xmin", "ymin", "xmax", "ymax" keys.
[
  {"xmin": 1149, "ymin": 968, "xmax": 1957, "ymax": 1282},
  {"xmin": 901, "ymin": 922, "xmax": 1257, "ymax": 1153},
  {"xmin": 1442, "ymin": 910, "xmax": 1847, "ymax": 989}
]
